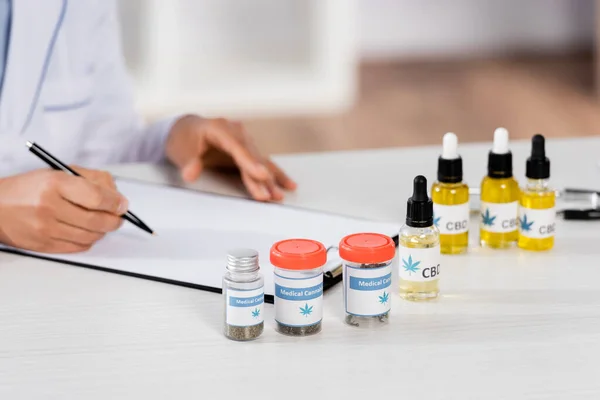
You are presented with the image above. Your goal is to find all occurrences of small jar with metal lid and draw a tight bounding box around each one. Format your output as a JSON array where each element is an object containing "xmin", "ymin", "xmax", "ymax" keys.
[
  {"xmin": 339, "ymin": 233, "xmax": 395, "ymax": 327},
  {"xmin": 222, "ymin": 249, "xmax": 264, "ymax": 341},
  {"xmin": 270, "ymin": 239, "xmax": 327, "ymax": 336}
]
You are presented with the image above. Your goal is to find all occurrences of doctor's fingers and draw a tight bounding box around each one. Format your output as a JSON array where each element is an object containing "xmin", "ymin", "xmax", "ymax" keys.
[
  {"xmin": 54, "ymin": 199, "xmax": 123, "ymax": 234},
  {"xmin": 241, "ymin": 171, "xmax": 271, "ymax": 202},
  {"xmin": 49, "ymin": 221, "xmax": 105, "ymax": 247},
  {"xmin": 262, "ymin": 174, "xmax": 284, "ymax": 201},
  {"xmin": 55, "ymin": 175, "xmax": 129, "ymax": 215},
  {"xmin": 229, "ymin": 122, "xmax": 295, "ymax": 192},
  {"xmin": 37, "ymin": 237, "xmax": 92, "ymax": 254},
  {"xmin": 265, "ymin": 160, "xmax": 296, "ymax": 191},
  {"xmin": 71, "ymin": 166, "xmax": 117, "ymax": 190},
  {"xmin": 206, "ymin": 119, "xmax": 272, "ymax": 182}
]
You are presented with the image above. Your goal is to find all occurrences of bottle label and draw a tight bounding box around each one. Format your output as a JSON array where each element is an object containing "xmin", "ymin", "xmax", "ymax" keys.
[
  {"xmin": 274, "ymin": 272, "xmax": 323, "ymax": 327},
  {"xmin": 398, "ymin": 246, "xmax": 441, "ymax": 282},
  {"xmin": 343, "ymin": 263, "xmax": 392, "ymax": 317},
  {"xmin": 480, "ymin": 201, "xmax": 518, "ymax": 233},
  {"xmin": 433, "ymin": 203, "xmax": 470, "ymax": 235},
  {"xmin": 225, "ymin": 287, "xmax": 264, "ymax": 327},
  {"xmin": 518, "ymin": 206, "xmax": 556, "ymax": 239}
]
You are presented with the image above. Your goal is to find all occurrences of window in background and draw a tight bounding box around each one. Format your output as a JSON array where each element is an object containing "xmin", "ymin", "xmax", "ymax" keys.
[{"xmin": 118, "ymin": 0, "xmax": 358, "ymax": 120}]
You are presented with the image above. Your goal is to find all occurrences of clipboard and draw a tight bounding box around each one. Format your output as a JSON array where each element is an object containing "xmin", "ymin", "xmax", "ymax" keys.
[{"xmin": 0, "ymin": 179, "xmax": 400, "ymax": 303}]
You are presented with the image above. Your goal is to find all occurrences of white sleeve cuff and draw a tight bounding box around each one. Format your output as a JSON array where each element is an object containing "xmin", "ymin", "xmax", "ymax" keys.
[{"xmin": 140, "ymin": 115, "xmax": 180, "ymax": 163}]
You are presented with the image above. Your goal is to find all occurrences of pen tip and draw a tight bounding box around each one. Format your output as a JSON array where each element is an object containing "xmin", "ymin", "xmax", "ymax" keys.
[
  {"xmin": 152, "ymin": 232, "xmax": 158, "ymax": 237},
  {"xmin": 25, "ymin": 141, "xmax": 33, "ymax": 148}
]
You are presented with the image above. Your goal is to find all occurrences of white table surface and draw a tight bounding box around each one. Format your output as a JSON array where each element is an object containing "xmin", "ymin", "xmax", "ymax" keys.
[{"xmin": 1, "ymin": 137, "xmax": 600, "ymax": 400}]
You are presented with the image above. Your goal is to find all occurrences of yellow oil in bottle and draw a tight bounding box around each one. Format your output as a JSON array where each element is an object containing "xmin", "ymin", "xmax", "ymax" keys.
[
  {"xmin": 399, "ymin": 175, "xmax": 440, "ymax": 301},
  {"xmin": 518, "ymin": 185, "xmax": 555, "ymax": 251},
  {"xmin": 398, "ymin": 230, "xmax": 440, "ymax": 301},
  {"xmin": 480, "ymin": 127, "xmax": 520, "ymax": 249},
  {"xmin": 518, "ymin": 135, "xmax": 555, "ymax": 251},
  {"xmin": 480, "ymin": 176, "xmax": 520, "ymax": 249},
  {"xmin": 432, "ymin": 182, "xmax": 469, "ymax": 254}
]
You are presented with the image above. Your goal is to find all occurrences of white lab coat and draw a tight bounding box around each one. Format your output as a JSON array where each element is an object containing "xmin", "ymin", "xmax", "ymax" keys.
[{"xmin": 0, "ymin": 0, "xmax": 177, "ymax": 177}]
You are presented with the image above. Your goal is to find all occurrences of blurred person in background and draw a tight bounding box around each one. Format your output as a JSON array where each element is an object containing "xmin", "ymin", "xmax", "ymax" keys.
[{"xmin": 0, "ymin": 0, "xmax": 295, "ymax": 253}]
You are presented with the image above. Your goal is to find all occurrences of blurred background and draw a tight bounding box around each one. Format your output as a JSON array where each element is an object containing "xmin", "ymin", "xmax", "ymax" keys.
[{"xmin": 118, "ymin": 0, "xmax": 598, "ymax": 155}]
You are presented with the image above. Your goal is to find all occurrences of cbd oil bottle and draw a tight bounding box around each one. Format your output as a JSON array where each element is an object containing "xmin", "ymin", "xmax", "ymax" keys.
[
  {"xmin": 399, "ymin": 175, "xmax": 440, "ymax": 301},
  {"xmin": 432, "ymin": 132, "xmax": 469, "ymax": 254},
  {"xmin": 480, "ymin": 128, "xmax": 520, "ymax": 249},
  {"xmin": 518, "ymin": 134, "xmax": 555, "ymax": 251}
]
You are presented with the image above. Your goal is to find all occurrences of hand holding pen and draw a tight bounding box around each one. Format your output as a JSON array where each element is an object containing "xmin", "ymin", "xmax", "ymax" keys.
[
  {"xmin": 0, "ymin": 142, "xmax": 154, "ymax": 254},
  {"xmin": 0, "ymin": 166, "xmax": 127, "ymax": 253}
]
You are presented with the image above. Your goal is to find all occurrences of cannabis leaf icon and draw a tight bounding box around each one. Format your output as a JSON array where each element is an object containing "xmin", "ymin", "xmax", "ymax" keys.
[
  {"xmin": 378, "ymin": 291, "xmax": 389, "ymax": 305},
  {"xmin": 519, "ymin": 214, "xmax": 534, "ymax": 232},
  {"xmin": 433, "ymin": 216, "xmax": 441, "ymax": 227},
  {"xmin": 251, "ymin": 308, "xmax": 260, "ymax": 318},
  {"xmin": 402, "ymin": 255, "xmax": 421, "ymax": 275},
  {"xmin": 299, "ymin": 303, "xmax": 313, "ymax": 317},
  {"xmin": 481, "ymin": 208, "xmax": 496, "ymax": 226}
]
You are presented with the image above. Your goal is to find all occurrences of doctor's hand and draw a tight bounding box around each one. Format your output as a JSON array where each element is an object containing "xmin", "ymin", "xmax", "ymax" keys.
[
  {"xmin": 165, "ymin": 115, "xmax": 297, "ymax": 202},
  {"xmin": 0, "ymin": 168, "xmax": 128, "ymax": 253}
]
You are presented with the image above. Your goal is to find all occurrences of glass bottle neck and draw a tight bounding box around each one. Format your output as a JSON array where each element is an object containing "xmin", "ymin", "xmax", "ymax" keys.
[
  {"xmin": 526, "ymin": 178, "xmax": 549, "ymax": 191},
  {"xmin": 225, "ymin": 269, "xmax": 260, "ymax": 282}
]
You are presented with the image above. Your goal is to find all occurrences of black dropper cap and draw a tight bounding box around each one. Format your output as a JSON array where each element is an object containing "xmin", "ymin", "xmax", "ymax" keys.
[
  {"xmin": 488, "ymin": 128, "xmax": 513, "ymax": 178},
  {"xmin": 438, "ymin": 157, "xmax": 463, "ymax": 183},
  {"xmin": 526, "ymin": 134, "xmax": 550, "ymax": 179},
  {"xmin": 406, "ymin": 175, "xmax": 433, "ymax": 228},
  {"xmin": 488, "ymin": 152, "xmax": 512, "ymax": 178},
  {"xmin": 438, "ymin": 133, "xmax": 463, "ymax": 183}
]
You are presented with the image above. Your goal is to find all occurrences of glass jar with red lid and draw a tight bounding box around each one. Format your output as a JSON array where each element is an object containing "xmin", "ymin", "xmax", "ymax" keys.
[
  {"xmin": 339, "ymin": 233, "xmax": 395, "ymax": 327},
  {"xmin": 270, "ymin": 239, "xmax": 327, "ymax": 336}
]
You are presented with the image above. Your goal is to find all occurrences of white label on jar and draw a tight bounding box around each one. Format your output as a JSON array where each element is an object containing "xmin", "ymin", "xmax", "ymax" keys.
[
  {"xmin": 518, "ymin": 206, "xmax": 556, "ymax": 239},
  {"xmin": 225, "ymin": 287, "xmax": 264, "ymax": 327},
  {"xmin": 433, "ymin": 203, "xmax": 470, "ymax": 235},
  {"xmin": 480, "ymin": 201, "xmax": 518, "ymax": 233},
  {"xmin": 274, "ymin": 272, "xmax": 323, "ymax": 327},
  {"xmin": 343, "ymin": 263, "xmax": 392, "ymax": 317},
  {"xmin": 398, "ymin": 246, "xmax": 441, "ymax": 282}
]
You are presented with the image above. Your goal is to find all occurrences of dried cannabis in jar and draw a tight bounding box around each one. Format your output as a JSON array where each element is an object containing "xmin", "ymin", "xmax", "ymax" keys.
[
  {"xmin": 223, "ymin": 249, "xmax": 264, "ymax": 341},
  {"xmin": 339, "ymin": 233, "xmax": 396, "ymax": 328},
  {"xmin": 271, "ymin": 239, "xmax": 327, "ymax": 337}
]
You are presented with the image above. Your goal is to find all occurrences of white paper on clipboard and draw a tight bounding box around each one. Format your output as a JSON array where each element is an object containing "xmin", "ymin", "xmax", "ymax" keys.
[{"xmin": 3, "ymin": 179, "xmax": 399, "ymax": 297}]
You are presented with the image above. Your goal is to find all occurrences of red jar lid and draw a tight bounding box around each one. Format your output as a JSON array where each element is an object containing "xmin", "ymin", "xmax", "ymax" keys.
[
  {"xmin": 339, "ymin": 233, "xmax": 395, "ymax": 264},
  {"xmin": 270, "ymin": 239, "xmax": 327, "ymax": 270}
]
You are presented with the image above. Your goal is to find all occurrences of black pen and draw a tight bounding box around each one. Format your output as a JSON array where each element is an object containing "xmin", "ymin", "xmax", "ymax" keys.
[{"xmin": 26, "ymin": 141, "xmax": 155, "ymax": 236}]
